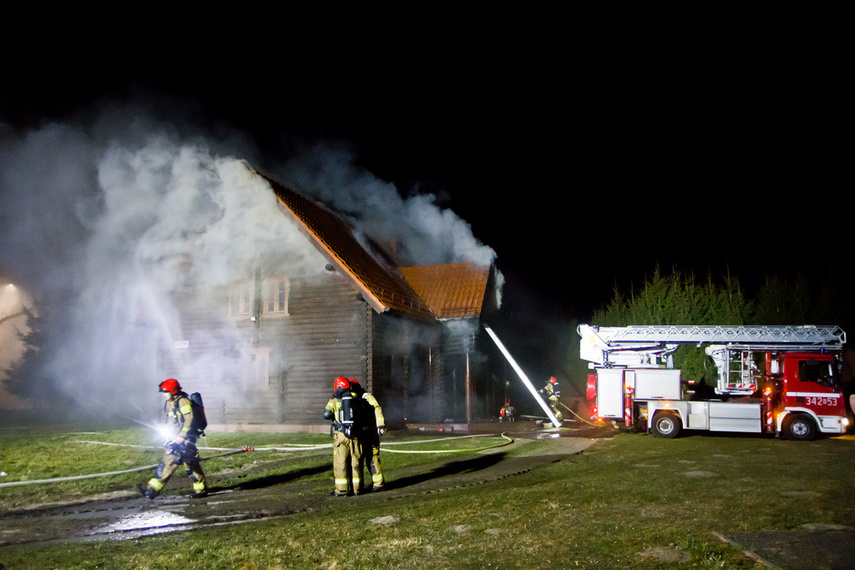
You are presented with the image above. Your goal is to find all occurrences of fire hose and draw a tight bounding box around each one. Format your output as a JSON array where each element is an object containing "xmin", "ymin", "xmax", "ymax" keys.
[
  {"xmin": 0, "ymin": 433, "xmax": 515, "ymax": 487},
  {"xmin": 0, "ymin": 445, "xmax": 253, "ymax": 488},
  {"xmin": 560, "ymin": 402, "xmax": 599, "ymax": 426},
  {"xmin": 380, "ymin": 432, "xmax": 513, "ymax": 453}
]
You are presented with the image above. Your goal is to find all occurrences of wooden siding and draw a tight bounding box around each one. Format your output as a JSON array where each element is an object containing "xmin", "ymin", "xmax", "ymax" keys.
[
  {"xmin": 280, "ymin": 275, "xmax": 369, "ymax": 423},
  {"xmin": 159, "ymin": 271, "xmax": 370, "ymax": 426},
  {"xmin": 158, "ymin": 276, "xmax": 502, "ymax": 428}
]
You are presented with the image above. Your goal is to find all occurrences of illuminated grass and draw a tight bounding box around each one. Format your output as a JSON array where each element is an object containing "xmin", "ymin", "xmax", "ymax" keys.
[{"xmin": 1, "ymin": 426, "xmax": 854, "ymax": 569}]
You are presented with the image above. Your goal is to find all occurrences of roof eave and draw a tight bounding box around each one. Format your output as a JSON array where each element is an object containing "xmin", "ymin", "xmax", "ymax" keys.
[{"xmin": 273, "ymin": 195, "xmax": 391, "ymax": 315}]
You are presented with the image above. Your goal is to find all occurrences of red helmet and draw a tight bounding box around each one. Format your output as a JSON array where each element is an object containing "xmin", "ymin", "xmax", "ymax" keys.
[
  {"xmin": 160, "ymin": 378, "xmax": 181, "ymax": 394},
  {"xmin": 349, "ymin": 378, "xmax": 361, "ymax": 388},
  {"xmin": 550, "ymin": 377, "xmax": 558, "ymax": 384},
  {"xmin": 334, "ymin": 376, "xmax": 350, "ymax": 391}
]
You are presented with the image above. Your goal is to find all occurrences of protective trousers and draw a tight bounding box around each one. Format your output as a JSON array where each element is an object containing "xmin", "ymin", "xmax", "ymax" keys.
[
  {"xmin": 549, "ymin": 395, "xmax": 564, "ymax": 422},
  {"xmin": 360, "ymin": 429, "xmax": 384, "ymax": 490},
  {"xmin": 332, "ymin": 430, "xmax": 363, "ymax": 494},
  {"xmin": 146, "ymin": 443, "xmax": 207, "ymax": 496}
]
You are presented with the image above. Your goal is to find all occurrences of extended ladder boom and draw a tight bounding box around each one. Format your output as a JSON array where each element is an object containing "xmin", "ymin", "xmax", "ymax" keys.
[
  {"xmin": 579, "ymin": 324, "xmax": 845, "ymax": 368},
  {"xmin": 582, "ymin": 324, "xmax": 844, "ymax": 346}
]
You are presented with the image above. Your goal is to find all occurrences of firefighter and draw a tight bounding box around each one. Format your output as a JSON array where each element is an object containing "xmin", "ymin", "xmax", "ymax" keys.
[
  {"xmin": 539, "ymin": 376, "xmax": 564, "ymax": 422},
  {"xmin": 348, "ymin": 378, "xmax": 386, "ymax": 492},
  {"xmin": 138, "ymin": 379, "xmax": 208, "ymax": 499},
  {"xmin": 323, "ymin": 377, "xmax": 364, "ymax": 496},
  {"xmin": 500, "ymin": 398, "xmax": 515, "ymax": 422}
]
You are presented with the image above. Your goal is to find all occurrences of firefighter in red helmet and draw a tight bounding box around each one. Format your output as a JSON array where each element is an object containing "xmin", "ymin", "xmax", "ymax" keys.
[
  {"xmin": 539, "ymin": 376, "xmax": 564, "ymax": 422},
  {"xmin": 138, "ymin": 379, "xmax": 208, "ymax": 499},
  {"xmin": 323, "ymin": 377, "xmax": 364, "ymax": 496},
  {"xmin": 348, "ymin": 378, "xmax": 386, "ymax": 492}
]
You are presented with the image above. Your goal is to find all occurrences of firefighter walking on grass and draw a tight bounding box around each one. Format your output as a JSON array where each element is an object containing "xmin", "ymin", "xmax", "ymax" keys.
[
  {"xmin": 323, "ymin": 377, "xmax": 364, "ymax": 496},
  {"xmin": 139, "ymin": 379, "xmax": 208, "ymax": 499},
  {"xmin": 539, "ymin": 376, "xmax": 564, "ymax": 422},
  {"xmin": 348, "ymin": 378, "xmax": 386, "ymax": 492}
]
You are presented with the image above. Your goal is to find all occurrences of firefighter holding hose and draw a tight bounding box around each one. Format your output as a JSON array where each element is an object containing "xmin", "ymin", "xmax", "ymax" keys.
[
  {"xmin": 323, "ymin": 377, "xmax": 364, "ymax": 496},
  {"xmin": 539, "ymin": 376, "xmax": 564, "ymax": 422},
  {"xmin": 348, "ymin": 378, "xmax": 386, "ymax": 492},
  {"xmin": 138, "ymin": 379, "xmax": 208, "ymax": 499}
]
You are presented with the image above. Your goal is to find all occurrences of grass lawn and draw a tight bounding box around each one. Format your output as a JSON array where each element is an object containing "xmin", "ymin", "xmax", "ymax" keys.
[{"xmin": 1, "ymin": 423, "xmax": 853, "ymax": 569}]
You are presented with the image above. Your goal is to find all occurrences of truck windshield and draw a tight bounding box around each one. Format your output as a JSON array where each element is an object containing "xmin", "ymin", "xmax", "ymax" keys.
[{"xmin": 798, "ymin": 359, "xmax": 837, "ymax": 387}]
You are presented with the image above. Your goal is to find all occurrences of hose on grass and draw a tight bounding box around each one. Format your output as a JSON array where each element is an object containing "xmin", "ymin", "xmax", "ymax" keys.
[
  {"xmin": 381, "ymin": 432, "xmax": 514, "ymax": 453},
  {"xmin": 0, "ymin": 446, "xmax": 253, "ymax": 488},
  {"xmin": 0, "ymin": 433, "xmax": 515, "ymax": 487}
]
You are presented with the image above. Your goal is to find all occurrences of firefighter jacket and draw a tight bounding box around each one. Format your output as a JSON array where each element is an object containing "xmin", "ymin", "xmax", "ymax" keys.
[
  {"xmin": 350, "ymin": 384, "xmax": 385, "ymax": 431},
  {"xmin": 362, "ymin": 392, "xmax": 385, "ymax": 431},
  {"xmin": 541, "ymin": 382, "xmax": 560, "ymax": 398},
  {"xmin": 166, "ymin": 392, "xmax": 202, "ymax": 441}
]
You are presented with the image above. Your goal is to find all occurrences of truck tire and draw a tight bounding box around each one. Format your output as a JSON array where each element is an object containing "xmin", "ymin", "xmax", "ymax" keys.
[
  {"xmin": 783, "ymin": 413, "xmax": 816, "ymax": 441},
  {"xmin": 651, "ymin": 412, "xmax": 681, "ymax": 439}
]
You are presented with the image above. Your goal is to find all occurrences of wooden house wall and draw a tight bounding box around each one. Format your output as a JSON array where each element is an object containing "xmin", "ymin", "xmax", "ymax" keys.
[
  {"xmin": 158, "ymin": 276, "xmax": 502, "ymax": 428},
  {"xmin": 368, "ymin": 312, "xmax": 443, "ymax": 426},
  {"xmin": 277, "ymin": 274, "xmax": 370, "ymax": 424},
  {"xmin": 435, "ymin": 321, "xmax": 500, "ymax": 422},
  {"xmin": 159, "ymin": 271, "xmax": 371, "ymax": 426},
  {"xmin": 366, "ymin": 315, "xmax": 503, "ymax": 425}
]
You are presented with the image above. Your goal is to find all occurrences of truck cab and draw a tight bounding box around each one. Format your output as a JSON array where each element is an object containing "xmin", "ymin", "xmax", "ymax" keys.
[{"xmin": 776, "ymin": 352, "xmax": 847, "ymax": 440}]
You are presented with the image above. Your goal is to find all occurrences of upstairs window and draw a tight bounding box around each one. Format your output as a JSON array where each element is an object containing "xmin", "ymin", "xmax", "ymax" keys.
[
  {"xmin": 263, "ymin": 278, "xmax": 289, "ymax": 317},
  {"xmin": 229, "ymin": 281, "xmax": 255, "ymax": 320}
]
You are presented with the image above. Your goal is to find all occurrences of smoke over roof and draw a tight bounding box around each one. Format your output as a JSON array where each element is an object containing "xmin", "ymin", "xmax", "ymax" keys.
[{"xmin": 0, "ymin": 106, "xmax": 496, "ymax": 414}]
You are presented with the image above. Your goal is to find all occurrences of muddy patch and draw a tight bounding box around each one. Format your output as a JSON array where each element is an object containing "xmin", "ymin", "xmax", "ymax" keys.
[
  {"xmin": 683, "ymin": 470, "xmax": 717, "ymax": 478},
  {"xmin": 719, "ymin": 527, "xmax": 855, "ymax": 569},
  {"xmin": 637, "ymin": 545, "xmax": 691, "ymax": 564},
  {"xmin": 780, "ymin": 490, "xmax": 821, "ymax": 499}
]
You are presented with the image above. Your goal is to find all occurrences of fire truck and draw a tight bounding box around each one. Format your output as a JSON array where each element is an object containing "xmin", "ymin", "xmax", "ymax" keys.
[{"xmin": 579, "ymin": 324, "xmax": 850, "ymax": 440}]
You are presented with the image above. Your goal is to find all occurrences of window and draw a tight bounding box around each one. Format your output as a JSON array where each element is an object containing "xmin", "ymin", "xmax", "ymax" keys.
[
  {"xmin": 229, "ymin": 281, "xmax": 255, "ymax": 319},
  {"xmin": 798, "ymin": 359, "xmax": 837, "ymax": 388},
  {"xmin": 263, "ymin": 278, "xmax": 289, "ymax": 317},
  {"xmin": 229, "ymin": 277, "xmax": 289, "ymax": 320}
]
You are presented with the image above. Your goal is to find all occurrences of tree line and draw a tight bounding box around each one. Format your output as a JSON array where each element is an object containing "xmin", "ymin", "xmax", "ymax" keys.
[
  {"xmin": 592, "ymin": 266, "xmax": 850, "ymax": 330},
  {"xmin": 561, "ymin": 266, "xmax": 852, "ymax": 389}
]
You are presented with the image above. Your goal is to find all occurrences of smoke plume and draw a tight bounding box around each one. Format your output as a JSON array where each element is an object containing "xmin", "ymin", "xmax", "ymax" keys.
[{"xmin": 0, "ymin": 106, "xmax": 496, "ymax": 417}]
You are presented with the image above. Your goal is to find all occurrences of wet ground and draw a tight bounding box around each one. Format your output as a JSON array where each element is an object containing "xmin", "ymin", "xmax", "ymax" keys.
[
  {"xmin": 1, "ymin": 424, "xmax": 852, "ymax": 569},
  {"xmin": 0, "ymin": 424, "xmax": 602, "ymax": 548}
]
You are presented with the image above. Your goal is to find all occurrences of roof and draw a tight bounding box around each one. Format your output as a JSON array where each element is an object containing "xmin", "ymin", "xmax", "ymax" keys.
[
  {"xmin": 400, "ymin": 263, "xmax": 490, "ymax": 320},
  {"xmin": 258, "ymin": 172, "xmax": 436, "ymax": 322}
]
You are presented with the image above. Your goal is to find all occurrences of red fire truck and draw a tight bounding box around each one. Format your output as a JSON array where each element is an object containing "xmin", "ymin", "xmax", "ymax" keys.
[{"xmin": 579, "ymin": 324, "xmax": 849, "ymax": 440}]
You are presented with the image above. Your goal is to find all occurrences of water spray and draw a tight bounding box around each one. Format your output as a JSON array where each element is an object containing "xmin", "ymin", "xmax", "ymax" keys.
[{"xmin": 483, "ymin": 325, "xmax": 562, "ymax": 427}]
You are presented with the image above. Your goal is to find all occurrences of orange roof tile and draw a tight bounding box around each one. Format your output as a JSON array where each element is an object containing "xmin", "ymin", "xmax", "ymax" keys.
[
  {"xmin": 258, "ymin": 172, "xmax": 436, "ymax": 322},
  {"xmin": 400, "ymin": 263, "xmax": 490, "ymax": 320}
]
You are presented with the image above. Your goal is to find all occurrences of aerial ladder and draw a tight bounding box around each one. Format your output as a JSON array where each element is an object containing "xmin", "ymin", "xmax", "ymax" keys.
[{"xmin": 579, "ymin": 324, "xmax": 849, "ymax": 440}]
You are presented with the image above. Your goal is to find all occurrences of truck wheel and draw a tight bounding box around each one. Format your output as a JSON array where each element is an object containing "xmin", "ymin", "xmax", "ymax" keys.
[
  {"xmin": 651, "ymin": 412, "xmax": 681, "ymax": 439},
  {"xmin": 783, "ymin": 414, "xmax": 816, "ymax": 441}
]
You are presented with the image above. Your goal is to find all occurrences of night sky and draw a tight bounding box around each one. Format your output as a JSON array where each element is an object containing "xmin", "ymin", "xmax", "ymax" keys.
[{"xmin": 2, "ymin": 11, "xmax": 851, "ymax": 379}]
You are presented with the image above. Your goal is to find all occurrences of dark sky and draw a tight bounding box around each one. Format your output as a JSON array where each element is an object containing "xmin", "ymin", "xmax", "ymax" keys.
[{"xmin": 2, "ymin": 11, "xmax": 850, "ymax": 333}]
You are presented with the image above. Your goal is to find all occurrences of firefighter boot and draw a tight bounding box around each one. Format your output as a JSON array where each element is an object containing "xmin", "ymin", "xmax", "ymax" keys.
[
  {"xmin": 187, "ymin": 472, "xmax": 208, "ymax": 498},
  {"xmin": 137, "ymin": 483, "xmax": 157, "ymax": 500}
]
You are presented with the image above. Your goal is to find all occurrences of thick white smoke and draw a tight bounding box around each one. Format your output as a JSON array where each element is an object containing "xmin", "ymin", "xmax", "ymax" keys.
[
  {"xmin": 279, "ymin": 144, "xmax": 496, "ymax": 267},
  {"xmin": 0, "ymin": 107, "xmax": 496, "ymax": 416}
]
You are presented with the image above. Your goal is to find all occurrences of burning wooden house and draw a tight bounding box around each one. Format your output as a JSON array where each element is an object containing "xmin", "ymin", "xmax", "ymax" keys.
[{"xmin": 158, "ymin": 171, "xmax": 501, "ymax": 430}]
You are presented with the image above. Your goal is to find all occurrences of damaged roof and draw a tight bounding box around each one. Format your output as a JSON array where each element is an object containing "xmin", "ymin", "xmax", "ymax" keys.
[
  {"xmin": 260, "ymin": 172, "xmax": 436, "ymax": 322},
  {"xmin": 258, "ymin": 172, "xmax": 492, "ymax": 323},
  {"xmin": 400, "ymin": 263, "xmax": 491, "ymax": 320}
]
